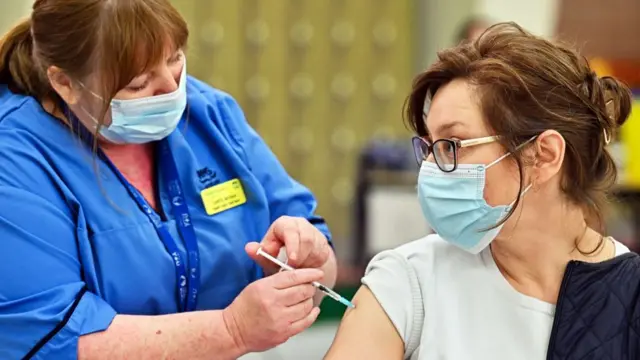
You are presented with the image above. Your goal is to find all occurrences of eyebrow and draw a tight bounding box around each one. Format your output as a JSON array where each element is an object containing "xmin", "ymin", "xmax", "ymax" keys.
[
  {"xmin": 429, "ymin": 121, "xmax": 465, "ymax": 139},
  {"xmin": 130, "ymin": 51, "xmax": 182, "ymax": 84}
]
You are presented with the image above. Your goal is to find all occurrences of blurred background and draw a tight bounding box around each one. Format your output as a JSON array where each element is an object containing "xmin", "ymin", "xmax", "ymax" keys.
[{"xmin": 3, "ymin": 0, "xmax": 640, "ymax": 358}]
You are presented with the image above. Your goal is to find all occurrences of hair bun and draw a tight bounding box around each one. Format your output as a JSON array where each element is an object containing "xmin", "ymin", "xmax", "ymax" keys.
[{"xmin": 599, "ymin": 76, "xmax": 632, "ymax": 129}]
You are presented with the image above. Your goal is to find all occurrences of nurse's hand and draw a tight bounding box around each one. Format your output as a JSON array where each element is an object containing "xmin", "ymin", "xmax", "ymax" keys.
[
  {"xmin": 222, "ymin": 268, "xmax": 323, "ymax": 353},
  {"xmin": 246, "ymin": 216, "xmax": 332, "ymax": 272}
]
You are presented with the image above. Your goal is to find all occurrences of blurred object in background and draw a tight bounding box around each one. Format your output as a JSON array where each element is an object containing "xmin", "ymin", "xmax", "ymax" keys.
[
  {"xmin": 474, "ymin": 0, "xmax": 560, "ymax": 38},
  {"xmin": 455, "ymin": 16, "xmax": 491, "ymax": 43},
  {"xmin": 556, "ymin": 0, "xmax": 640, "ymax": 251},
  {"xmin": 556, "ymin": 0, "xmax": 640, "ymax": 62},
  {"xmin": 352, "ymin": 139, "xmax": 431, "ymax": 267},
  {"xmin": 171, "ymin": 0, "xmax": 415, "ymax": 260},
  {"xmin": 0, "ymin": 1, "xmax": 31, "ymax": 34}
]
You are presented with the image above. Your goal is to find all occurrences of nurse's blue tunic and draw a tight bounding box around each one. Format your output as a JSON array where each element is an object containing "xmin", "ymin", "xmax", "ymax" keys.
[{"xmin": 0, "ymin": 77, "xmax": 331, "ymax": 359}]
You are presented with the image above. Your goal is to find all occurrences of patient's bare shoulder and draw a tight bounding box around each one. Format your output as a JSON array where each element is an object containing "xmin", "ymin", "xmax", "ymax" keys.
[{"xmin": 324, "ymin": 286, "xmax": 404, "ymax": 360}]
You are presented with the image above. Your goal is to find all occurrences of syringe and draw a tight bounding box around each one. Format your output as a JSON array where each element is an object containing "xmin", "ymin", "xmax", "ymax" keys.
[{"xmin": 256, "ymin": 247, "xmax": 356, "ymax": 309}]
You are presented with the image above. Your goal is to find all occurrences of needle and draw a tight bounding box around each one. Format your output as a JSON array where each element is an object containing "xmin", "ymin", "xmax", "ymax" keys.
[{"xmin": 256, "ymin": 247, "xmax": 356, "ymax": 309}]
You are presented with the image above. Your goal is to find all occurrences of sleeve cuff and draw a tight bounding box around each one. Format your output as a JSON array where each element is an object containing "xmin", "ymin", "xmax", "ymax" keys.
[
  {"xmin": 361, "ymin": 250, "xmax": 424, "ymax": 356},
  {"xmin": 34, "ymin": 290, "xmax": 116, "ymax": 360},
  {"xmin": 309, "ymin": 217, "xmax": 332, "ymax": 244}
]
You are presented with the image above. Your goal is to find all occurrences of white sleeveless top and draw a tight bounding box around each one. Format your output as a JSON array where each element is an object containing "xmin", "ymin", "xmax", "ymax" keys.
[{"xmin": 361, "ymin": 234, "xmax": 629, "ymax": 360}]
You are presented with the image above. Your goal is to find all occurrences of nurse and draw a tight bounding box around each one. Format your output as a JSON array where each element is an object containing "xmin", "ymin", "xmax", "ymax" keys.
[{"xmin": 0, "ymin": 1, "xmax": 336, "ymax": 359}]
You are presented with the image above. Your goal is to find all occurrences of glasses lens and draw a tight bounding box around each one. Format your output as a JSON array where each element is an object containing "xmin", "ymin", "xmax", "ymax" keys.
[
  {"xmin": 411, "ymin": 137, "xmax": 430, "ymax": 165},
  {"xmin": 433, "ymin": 140, "xmax": 456, "ymax": 171}
]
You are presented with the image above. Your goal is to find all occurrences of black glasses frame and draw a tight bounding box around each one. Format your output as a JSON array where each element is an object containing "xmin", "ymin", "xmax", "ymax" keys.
[{"xmin": 411, "ymin": 135, "xmax": 499, "ymax": 172}]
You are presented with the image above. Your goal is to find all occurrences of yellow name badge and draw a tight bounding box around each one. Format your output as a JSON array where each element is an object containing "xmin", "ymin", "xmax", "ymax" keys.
[{"xmin": 201, "ymin": 179, "xmax": 247, "ymax": 216}]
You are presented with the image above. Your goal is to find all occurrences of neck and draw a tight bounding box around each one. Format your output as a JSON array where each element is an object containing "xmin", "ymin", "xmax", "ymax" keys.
[
  {"xmin": 102, "ymin": 141, "xmax": 158, "ymax": 210},
  {"xmin": 101, "ymin": 141, "xmax": 156, "ymax": 168},
  {"xmin": 490, "ymin": 199, "xmax": 614, "ymax": 303}
]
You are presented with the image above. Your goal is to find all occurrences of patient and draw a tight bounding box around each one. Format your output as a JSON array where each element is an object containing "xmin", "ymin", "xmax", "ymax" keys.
[{"xmin": 325, "ymin": 22, "xmax": 640, "ymax": 359}]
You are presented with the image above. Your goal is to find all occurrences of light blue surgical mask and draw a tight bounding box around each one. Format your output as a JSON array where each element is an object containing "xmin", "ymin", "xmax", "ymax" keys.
[
  {"xmin": 417, "ymin": 142, "xmax": 533, "ymax": 254},
  {"xmin": 81, "ymin": 61, "xmax": 187, "ymax": 144}
]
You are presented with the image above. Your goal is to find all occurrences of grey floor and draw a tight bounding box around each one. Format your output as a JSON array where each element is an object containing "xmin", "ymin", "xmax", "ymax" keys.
[{"xmin": 240, "ymin": 322, "xmax": 339, "ymax": 360}]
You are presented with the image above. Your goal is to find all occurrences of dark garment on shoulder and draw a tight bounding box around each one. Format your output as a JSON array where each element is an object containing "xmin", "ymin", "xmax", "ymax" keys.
[{"xmin": 547, "ymin": 252, "xmax": 640, "ymax": 359}]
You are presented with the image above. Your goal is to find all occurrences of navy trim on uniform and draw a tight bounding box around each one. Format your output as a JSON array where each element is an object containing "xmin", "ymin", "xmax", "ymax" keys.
[
  {"xmin": 308, "ymin": 217, "xmax": 326, "ymax": 226},
  {"xmin": 22, "ymin": 286, "xmax": 88, "ymax": 360}
]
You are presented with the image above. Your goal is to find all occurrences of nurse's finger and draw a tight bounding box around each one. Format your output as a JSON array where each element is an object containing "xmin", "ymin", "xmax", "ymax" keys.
[
  {"xmin": 260, "ymin": 217, "xmax": 296, "ymax": 255},
  {"xmin": 270, "ymin": 268, "xmax": 324, "ymax": 290},
  {"xmin": 302, "ymin": 230, "xmax": 331, "ymax": 268},
  {"xmin": 286, "ymin": 306, "xmax": 320, "ymax": 338},
  {"xmin": 290, "ymin": 220, "xmax": 314, "ymax": 267},
  {"xmin": 277, "ymin": 283, "xmax": 316, "ymax": 306},
  {"xmin": 267, "ymin": 217, "xmax": 301, "ymax": 261},
  {"xmin": 283, "ymin": 297, "xmax": 314, "ymax": 323}
]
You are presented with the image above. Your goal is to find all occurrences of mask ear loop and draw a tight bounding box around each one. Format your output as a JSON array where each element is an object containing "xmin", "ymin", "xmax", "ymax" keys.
[
  {"xmin": 505, "ymin": 183, "xmax": 534, "ymax": 211},
  {"xmin": 486, "ymin": 135, "xmax": 538, "ymax": 169},
  {"xmin": 508, "ymin": 137, "xmax": 539, "ymax": 208},
  {"xmin": 487, "ymin": 135, "xmax": 538, "ymax": 209},
  {"xmin": 77, "ymin": 81, "xmax": 104, "ymax": 101},
  {"xmin": 486, "ymin": 151, "xmax": 512, "ymax": 169}
]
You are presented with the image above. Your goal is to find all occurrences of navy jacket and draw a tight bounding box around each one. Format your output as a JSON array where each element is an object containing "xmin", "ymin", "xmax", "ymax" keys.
[{"xmin": 547, "ymin": 252, "xmax": 640, "ymax": 359}]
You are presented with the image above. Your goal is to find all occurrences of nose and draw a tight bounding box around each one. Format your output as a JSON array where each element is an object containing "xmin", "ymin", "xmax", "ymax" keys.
[{"xmin": 153, "ymin": 66, "xmax": 181, "ymax": 96}]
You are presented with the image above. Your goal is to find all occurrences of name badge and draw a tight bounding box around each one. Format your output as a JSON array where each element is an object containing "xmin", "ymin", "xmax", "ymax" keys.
[{"xmin": 200, "ymin": 179, "xmax": 247, "ymax": 215}]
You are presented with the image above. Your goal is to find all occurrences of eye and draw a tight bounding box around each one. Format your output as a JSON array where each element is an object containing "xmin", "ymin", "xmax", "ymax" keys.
[
  {"xmin": 441, "ymin": 141, "xmax": 455, "ymax": 155},
  {"xmin": 168, "ymin": 51, "xmax": 183, "ymax": 64},
  {"xmin": 433, "ymin": 139, "xmax": 457, "ymax": 163},
  {"xmin": 127, "ymin": 79, "xmax": 149, "ymax": 92}
]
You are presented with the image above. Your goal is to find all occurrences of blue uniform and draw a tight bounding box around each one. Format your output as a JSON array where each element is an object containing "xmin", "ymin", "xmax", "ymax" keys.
[{"xmin": 0, "ymin": 77, "xmax": 331, "ymax": 359}]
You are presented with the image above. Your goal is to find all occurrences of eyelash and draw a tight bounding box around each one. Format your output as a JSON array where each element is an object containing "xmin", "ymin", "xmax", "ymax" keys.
[
  {"xmin": 168, "ymin": 52, "xmax": 183, "ymax": 64},
  {"xmin": 128, "ymin": 82, "xmax": 149, "ymax": 92},
  {"xmin": 127, "ymin": 52, "xmax": 183, "ymax": 92}
]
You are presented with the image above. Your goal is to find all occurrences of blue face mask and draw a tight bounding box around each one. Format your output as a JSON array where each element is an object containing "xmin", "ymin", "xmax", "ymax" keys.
[
  {"xmin": 81, "ymin": 61, "xmax": 187, "ymax": 144},
  {"xmin": 417, "ymin": 149, "xmax": 532, "ymax": 254}
]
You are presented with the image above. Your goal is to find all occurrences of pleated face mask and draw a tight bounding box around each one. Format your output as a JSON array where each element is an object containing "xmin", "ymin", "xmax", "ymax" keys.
[
  {"xmin": 417, "ymin": 137, "xmax": 534, "ymax": 254},
  {"xmin": 81, "ymin": 60, "xmax": 187, "ymax": 144}
]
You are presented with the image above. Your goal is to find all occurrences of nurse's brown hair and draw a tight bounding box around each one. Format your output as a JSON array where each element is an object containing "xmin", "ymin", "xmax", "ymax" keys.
[
  {"xmin": 405, "ymin": 22, "xmax": 632, "ymax": 253},
  {"xmin": 0, "ymin": 0, "xmax": 188, "ymax": 125}
]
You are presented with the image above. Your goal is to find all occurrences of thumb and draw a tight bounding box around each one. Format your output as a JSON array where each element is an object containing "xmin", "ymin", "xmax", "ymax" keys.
[{"xmin": 245, "ymin": 242, "xmax": 280, "ymax": 274}]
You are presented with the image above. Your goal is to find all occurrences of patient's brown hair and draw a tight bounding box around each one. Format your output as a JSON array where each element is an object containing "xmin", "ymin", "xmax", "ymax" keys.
[{"xmin": 406, "ymin": 22, "xmax": 632, "ymax": 251}]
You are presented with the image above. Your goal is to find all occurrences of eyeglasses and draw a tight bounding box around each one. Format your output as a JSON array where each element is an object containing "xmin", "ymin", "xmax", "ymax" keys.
[{"xmin": 411, "ymin": 135, "xmax": 499, "ymax": 172}]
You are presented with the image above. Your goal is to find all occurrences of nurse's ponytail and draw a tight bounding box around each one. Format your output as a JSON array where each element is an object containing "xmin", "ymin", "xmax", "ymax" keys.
[{"xmin": 0, "ymin": 17, "xmax": 54, "ymax": 100}]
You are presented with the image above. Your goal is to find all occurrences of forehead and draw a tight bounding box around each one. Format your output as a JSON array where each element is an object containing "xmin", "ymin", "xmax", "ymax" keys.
[
  {"xmin": 424, "ymin": 79, "xmax": 485, "ymax": 138},
  {"xmin": 87, "ymin": 40, "xmax": 177, "ymax": 87},
  {"xmin": 133, "ymin": 42, "xmax": 180, "ymax": 71}
]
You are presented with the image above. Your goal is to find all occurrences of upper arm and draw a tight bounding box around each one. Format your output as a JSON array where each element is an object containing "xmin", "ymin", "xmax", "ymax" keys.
[
  {"xmin": 325, "ymin": 250, "xmax": 424, "ymax": 359},
  {"xmin": 325, "ymin": 286, "xmax": 404, "ymax": 360},
  {"xmin": 0, "ymin": 186, "xmax": 116, "ymax": 359},
  {"xmin": 216, "ymin": 93, "xmax": 331, "ymax": 240}
]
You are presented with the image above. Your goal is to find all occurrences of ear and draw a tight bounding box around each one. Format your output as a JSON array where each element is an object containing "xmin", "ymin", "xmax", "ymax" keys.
[
  {"xmin": 531, "ymin": 130, "xmax": 565, "ymax": 185},
  {"xmin": 47, "ymin": 66, "xmax": 79, "ymax": 105}
]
